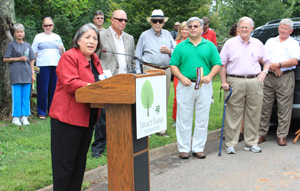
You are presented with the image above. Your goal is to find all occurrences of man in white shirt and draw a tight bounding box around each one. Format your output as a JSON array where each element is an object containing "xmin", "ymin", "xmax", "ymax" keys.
[
  {"xmin": 91, "ymin": 10, "xmax": 135, "ymax": 158},
  {"xmin": 98, "ymin": 9, "xmax": 135, "ymax": 75},
  {"xmin": 259, "ymin": 18, "xmax": 300, "ymax": 146}
]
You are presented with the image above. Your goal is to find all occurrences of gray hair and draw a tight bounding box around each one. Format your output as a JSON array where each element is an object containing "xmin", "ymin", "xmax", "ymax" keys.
[
  {"xmin": 280, "ymin": 18, "xmax": 293, "ymax": 29},
  {"xmin": 94, "ymin": 10, "xmax": 104, "ymax": 16},
  {"xmin": 72, "ymin": 23, "xmax": 100, "ymax": 53},
  {"xmin": 187, "ymin": 17, "xmax": 204, "ymax": 28},
  {"xmin": 237, "ymin": 16, "xmax": 254, "ymax": 28},
  {"xmin": 13, "ymin": 23, "xmax": 25, "ymax": 32}
]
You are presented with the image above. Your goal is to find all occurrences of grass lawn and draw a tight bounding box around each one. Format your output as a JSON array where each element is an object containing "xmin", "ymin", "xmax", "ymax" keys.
[{"xmin": 0, "ymin": 75, "xmax": 224, "ymax": 190}]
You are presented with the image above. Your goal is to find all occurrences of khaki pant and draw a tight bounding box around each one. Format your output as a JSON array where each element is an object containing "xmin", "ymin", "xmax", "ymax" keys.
[
  {"xmin": 259, "ymin": 71, "xmax": 294, "ymax": 138},
  {"xmin": 224, "ymin": 76, "xmax": 264, "ymax": 147}
]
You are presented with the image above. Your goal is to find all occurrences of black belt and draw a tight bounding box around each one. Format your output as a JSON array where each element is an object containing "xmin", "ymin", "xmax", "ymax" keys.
[
  {"xmin": 143, "ymin": 62, "xmax": 170, "ymax": 70},
  {"xmin": 227, "ymin": 74, "xmax": 258, "ymax": 79},
  {"xmin": 269, "ymin": 70, "xmax": 293, "ymax": 75}
]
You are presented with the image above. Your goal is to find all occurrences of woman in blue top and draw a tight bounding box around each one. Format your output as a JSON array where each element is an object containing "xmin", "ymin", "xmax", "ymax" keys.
[
  {"xmin": 31, "ymin": 16, "xmax": 65, "ymax": 119},
  {"xmin": 3, "ymin": 23, "xmax": 36, "ymax": 126}
]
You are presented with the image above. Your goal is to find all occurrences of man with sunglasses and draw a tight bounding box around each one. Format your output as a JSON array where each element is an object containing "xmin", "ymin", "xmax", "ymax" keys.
[
  {"xmin": 170, "ymin": 17, "xmax": 221, "ymax": 159},
  {"xmin": 91, "ymin": 10, "xmax": 135, "ymax": 158},
  {"xmin": 135, "ymin": 9, "xmax": 176, "ymax": 137},
  {"xmin": 93, "ymin": 10, "xmax": 105, "ymax": 32}
]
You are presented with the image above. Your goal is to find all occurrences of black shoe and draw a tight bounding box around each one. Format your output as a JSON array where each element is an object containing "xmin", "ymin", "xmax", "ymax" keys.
[
  {"xmin": 156, "ymin": 132, "xmax": 170, "ymax": 137},
  {"xmin": 92, "ymin": 152, "xmax": 101, "ymax": 158}
]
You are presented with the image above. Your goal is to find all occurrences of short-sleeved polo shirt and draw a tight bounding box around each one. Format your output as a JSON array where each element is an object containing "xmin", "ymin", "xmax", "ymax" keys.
[{"xmin": 170, "ymin": 37, "xmax": 221, "ymax": 79}]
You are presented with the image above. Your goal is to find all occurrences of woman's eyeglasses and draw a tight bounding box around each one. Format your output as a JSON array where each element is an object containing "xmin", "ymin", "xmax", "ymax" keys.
[{"xmin": 44, "ymin": 24, "xmax": 53, "ymax": 27}]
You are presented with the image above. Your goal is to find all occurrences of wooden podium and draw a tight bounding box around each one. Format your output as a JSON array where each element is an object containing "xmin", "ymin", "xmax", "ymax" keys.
[{"xmin": 75, "ymin": 71, "xmax": 164, "ymax": 191}]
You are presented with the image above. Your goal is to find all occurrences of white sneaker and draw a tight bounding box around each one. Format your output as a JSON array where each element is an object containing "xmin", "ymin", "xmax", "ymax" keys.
[
  {"xmin": 12, "ymin": 117, "xmax": 22, "ymax": 126},
  {"xmin": 21, "ymin": 116, "xmax": 30, "ymax": 125},
  {"xmin": 226, "ymin": 146, "xmax": 236, "ymax": 154},
  {"xmin": 244, "ymin": 145, "xmax": 261, "ymax": 153}
]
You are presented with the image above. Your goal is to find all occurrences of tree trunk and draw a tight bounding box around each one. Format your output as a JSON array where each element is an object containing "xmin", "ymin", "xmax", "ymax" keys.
[{"xmin": 0, "ymin": 0, "xmax": 15, "ymax": 119}]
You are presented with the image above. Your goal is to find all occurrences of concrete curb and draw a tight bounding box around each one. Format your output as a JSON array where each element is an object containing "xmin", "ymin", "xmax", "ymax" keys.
[{"xmin": 38, "ymin": 129, "xmax": 221, "ymax": 191}]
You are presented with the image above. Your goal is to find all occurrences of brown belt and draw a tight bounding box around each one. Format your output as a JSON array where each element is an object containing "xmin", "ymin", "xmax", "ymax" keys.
[
  {"xmin": 269, "ymin": 70, "xmax": 293, "ymax": 75},
  {"xmin": 190, "ymin": 79, "xmax": 197, "ymax": 82},
  {"xmin": 143, "ymin": 62, "xmax": 170, "ymax": 70},
  {"xmin": 227, "ymin": 74, "xmax": 258, "ymax": 79}
]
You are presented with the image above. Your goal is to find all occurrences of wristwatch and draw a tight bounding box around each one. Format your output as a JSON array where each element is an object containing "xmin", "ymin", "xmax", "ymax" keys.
[{"xmin": 263, "ymin": 70, "xmax": 268, "ymax": 74}]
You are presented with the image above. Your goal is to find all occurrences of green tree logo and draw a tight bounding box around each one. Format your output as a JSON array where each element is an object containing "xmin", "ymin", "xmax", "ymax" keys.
[{"xmin": 141, "ymin": 80, "xmax": 154, "ymax": 117}]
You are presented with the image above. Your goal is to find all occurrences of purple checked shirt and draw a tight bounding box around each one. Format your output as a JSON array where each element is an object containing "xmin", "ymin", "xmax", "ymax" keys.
[{"xmin": 220, "ymin": 35, "xmax": 271, "ymax": 75}]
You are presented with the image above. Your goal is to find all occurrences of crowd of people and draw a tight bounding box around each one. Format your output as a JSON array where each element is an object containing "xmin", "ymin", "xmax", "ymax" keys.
[{"xmin": 3, "ymin": 8, "xmax": 299, "ymax": 191}]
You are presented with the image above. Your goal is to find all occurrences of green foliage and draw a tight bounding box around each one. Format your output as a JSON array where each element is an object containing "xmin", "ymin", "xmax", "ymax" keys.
[
  {"xmin": 14, "ymin": 0, "xmax": 110, "ymax": 48},
  {"xmin": 217, "ymin": 0, "xmax": 293, "ymax": 40},
  {"xmin": 141, "ymin": 80, "xmax": 154, "ymax": 116}
]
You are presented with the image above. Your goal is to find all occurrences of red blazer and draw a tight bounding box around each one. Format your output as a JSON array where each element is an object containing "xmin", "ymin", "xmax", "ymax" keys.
[{"xmin": 49, "ymin": 48, "xmax": 103, "ymax": 127}]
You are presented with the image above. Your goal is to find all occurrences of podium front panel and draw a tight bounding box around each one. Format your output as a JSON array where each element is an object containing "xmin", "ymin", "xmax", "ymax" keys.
[
  {"xmin": 134, "ymin": 151, "xmax": 149, "ymax": 191},
  {"xmin": 132, "ymin": 104, "xmax": 148, "ymax": 153}
]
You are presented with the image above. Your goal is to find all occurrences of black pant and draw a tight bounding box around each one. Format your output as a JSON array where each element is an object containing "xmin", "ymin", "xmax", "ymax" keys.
[
  {"xmin": 91, "ymin": 108, "xmax": 106, "ymax": 154},
  {"xmin": 51, "ymin": 118, "xmax": 94, "ymax": 191}
]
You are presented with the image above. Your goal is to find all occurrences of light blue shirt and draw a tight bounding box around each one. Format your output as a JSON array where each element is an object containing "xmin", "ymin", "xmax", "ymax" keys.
[{"xmin": 135, "ymin": 28, "xmax": 176, "ymax": 73}]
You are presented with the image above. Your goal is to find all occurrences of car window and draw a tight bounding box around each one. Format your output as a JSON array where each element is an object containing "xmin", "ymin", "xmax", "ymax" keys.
[
  {"xmin": 291, "ymin": 26, "xmax": 300, "ymax": 43},
  {"xmin": 251, "ymin": 26, "xmax": 278, "ymax": 44}
]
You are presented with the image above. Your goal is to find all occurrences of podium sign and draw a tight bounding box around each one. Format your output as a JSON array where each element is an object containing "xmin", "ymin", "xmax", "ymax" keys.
[{"xmin": 136, "ymin": 75, "xmax": 167, "ymax": 139}]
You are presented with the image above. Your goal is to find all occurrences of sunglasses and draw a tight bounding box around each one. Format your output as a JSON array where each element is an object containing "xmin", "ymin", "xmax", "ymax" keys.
[
  {"xmin": 188, "ymin": 25, "xmax": 200, "ymax": 29},
  {"xmin": 152, "ymin": 20, "xmax": 164, "ymax": 24},
  {"xmin": 44, "ymin": 24, "xmax": 53, "ymax": 27},
  {"xmin": 113, "ymin": 17, "xmax": 128, "ymax": 23},
  {"xmin": 96, "ymin": 17, "xmax": 104, "ymax": 20}
]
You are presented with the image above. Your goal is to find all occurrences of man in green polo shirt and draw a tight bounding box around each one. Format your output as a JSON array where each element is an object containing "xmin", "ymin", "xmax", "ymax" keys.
[{"xmin": 170, "ymin": 17, "xmax": 221, "ymax": 160}]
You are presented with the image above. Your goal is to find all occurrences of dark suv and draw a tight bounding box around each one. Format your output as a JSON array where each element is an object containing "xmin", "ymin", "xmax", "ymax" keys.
[{"xmin": 251, "ymin": 18, "xmax": 300, "ymax": 120}]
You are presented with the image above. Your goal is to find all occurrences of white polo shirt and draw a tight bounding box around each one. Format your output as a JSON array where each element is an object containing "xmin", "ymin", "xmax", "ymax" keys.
[{"xmin": 265, "ymin": 36, "xmax": 300, "ymax": 72}]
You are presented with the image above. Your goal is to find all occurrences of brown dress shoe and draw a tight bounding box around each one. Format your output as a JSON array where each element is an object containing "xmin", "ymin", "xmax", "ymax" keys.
[
  {"xmin": 278, "ymin": 137, "xmax": 287, "ymax": 146},
  {"xmin": 192, "ymin": 152, "xmax": 206, "ymax": 159},
  {"xmin": 258, "ymin": 136, "xmax": 266, "ymax": 144},
  {"xmin": 179, "ymin": 152, "xmax": 189, "ymax": 159}
]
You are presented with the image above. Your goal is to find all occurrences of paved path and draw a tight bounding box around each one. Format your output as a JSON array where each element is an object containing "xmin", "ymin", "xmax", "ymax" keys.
[{"xmin": 85, "ymin": 125, "xmax": 300, "ymax": 191}]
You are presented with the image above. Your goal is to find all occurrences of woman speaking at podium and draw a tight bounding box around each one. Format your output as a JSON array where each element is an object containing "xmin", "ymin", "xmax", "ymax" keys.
[{"xmin": 49, "ymin": 23, "xmax": 103, "ymax": 191}]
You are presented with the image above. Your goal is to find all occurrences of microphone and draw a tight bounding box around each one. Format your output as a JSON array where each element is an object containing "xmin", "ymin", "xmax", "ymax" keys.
[{"xmin": 102, "ymin": 49, "xmax": 143, "ymax": 73}]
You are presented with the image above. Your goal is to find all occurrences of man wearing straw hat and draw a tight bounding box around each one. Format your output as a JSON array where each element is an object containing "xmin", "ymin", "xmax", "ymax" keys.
[{"xmin": 135, "ymin": 9, "xmax": 176, "ymax": 137}]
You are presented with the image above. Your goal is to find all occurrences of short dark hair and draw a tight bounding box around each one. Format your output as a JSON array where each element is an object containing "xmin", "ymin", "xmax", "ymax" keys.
[
  {"xmin": 94, "ymin": 10, "xmax": 104, "ymax": 17},
  {"xmin": 202, "ymin": 17, "xmax": 210, "ymax": 25},
  {"xmin": 42, "ymin": 16, "xmax": 54, "ymax": 25},
  {"xmin": 229, "ymin": 23, "xmax": 237, "ymax": 37},
  {"xmin": 72, "ymin": 23, "xmax": 100, "ymax": 53}
]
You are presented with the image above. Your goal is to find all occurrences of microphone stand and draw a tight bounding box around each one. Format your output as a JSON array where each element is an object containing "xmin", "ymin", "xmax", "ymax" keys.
[{"xmin": 102, "ymin": 49, "xmax": 144, "ymax": 73}]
